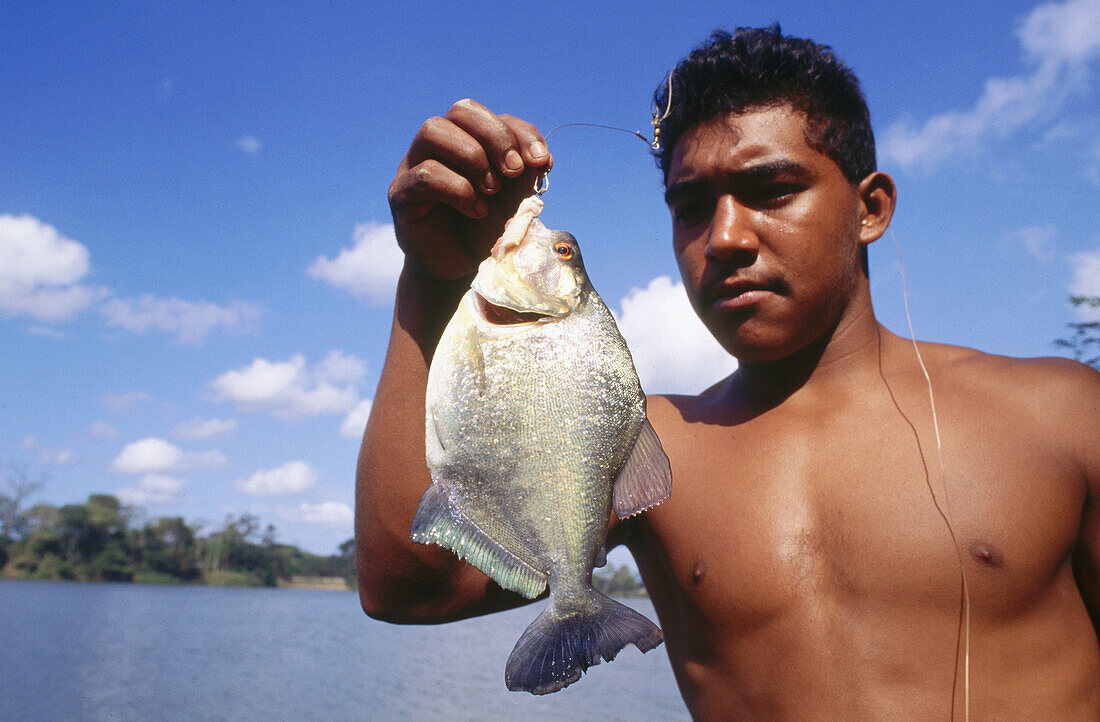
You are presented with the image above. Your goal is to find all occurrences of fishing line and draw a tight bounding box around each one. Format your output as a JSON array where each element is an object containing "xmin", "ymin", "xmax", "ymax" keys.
[
  {"xmin": 533, "ymin": 122, "xmax": 656, "ymax": 197},
  {"xmin": 544, "ymin": 122, "xmax": 652, "ymax": 145},
  {"xmin": 534, "ymin": 72, "xmax": 674, "ymax": 197},
  {"xmin": 890, "ymin": 227, "xmax": 971, "ymax": 721}
]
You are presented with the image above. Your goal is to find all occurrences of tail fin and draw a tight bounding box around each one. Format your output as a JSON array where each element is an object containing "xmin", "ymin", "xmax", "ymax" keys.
[{"xmin": 505, "ymin": 593, "xmax": 663, "ymax": 695}]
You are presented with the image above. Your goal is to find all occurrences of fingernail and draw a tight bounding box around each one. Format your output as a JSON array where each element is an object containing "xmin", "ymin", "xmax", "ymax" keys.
[
  {"xmin": 503, "ymin": 149, "xmax": 523, "ymax": 172},
  {"xmin": 529, "ymin": 141, "xmax": 548, "ymax": 159},
  {"xmin": 483, "ymin": 171, "xmax": 498, "ymax": 192},
  {"xmin": 474, "ymin": 200, "xmax": 489, "ymax": 217}
]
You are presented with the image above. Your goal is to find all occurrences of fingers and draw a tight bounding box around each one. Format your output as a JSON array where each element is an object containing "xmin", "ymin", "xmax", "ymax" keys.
[
  {"xmin": 445, "ymin": 99, "xmax": 550, "ymax": 181},
  {"xmin": 389, "ymin": 157, "xmax": 488, "ymax": 221},
  {"xmin": 395, "ymin": 100, "xmax": 551, "ymax": 221},
  {"xmin": 498, "ymin": 113, "xmax": 552, "ymax": 172}
]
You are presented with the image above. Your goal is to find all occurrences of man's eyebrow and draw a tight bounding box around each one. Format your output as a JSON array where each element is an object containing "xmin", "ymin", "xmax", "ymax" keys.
[
  {"xmin": 664, "ymin": 159, "xmax": 812, "ymax": 205},
  {"xmin": 735, "ymin": 159, "xmax": 811, "ymax": 181},
  {"xmin": 664, "ymin": 178, "xmax": 706, "ymax": 206}
]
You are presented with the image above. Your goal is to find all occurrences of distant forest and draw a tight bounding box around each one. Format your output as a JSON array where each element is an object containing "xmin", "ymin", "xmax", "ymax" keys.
[
  {"xmin": 0, "ymin": 467, "xmax": 353, "ymax": 588},
  {"xmin": 0, "ymin": 466, "xmax": 646, "ymax": 596}
]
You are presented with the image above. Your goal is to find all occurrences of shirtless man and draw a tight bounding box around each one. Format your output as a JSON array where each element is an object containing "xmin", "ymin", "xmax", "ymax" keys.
[{"xmin": 357, "ymin": 26, "xmax": 1100, "ymax": 719}]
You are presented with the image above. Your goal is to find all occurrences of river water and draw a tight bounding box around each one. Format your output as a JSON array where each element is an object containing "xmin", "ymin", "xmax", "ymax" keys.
[{"xmin": 1, "ymin": 580, "xmax": 688, "ymax": 720}]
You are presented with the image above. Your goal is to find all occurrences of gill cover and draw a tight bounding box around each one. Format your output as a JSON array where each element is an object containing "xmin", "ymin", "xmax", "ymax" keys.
[{"xmin": 471, "ymin": 196, "xmax": 584, "ymax": 318}]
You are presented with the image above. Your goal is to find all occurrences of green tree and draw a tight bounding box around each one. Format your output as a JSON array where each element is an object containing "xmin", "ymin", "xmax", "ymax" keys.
[
  {"xmin": 0, "ymin": 462, "xmax": 46, "ymax": 542},
  {"xmin": 138, "ymin": 517, "xmax": 200, "ymax": 581},
  {"xmin": 594, "ymin": 563, "xmax": 646, "ymax": 597},
  {"xmin": 1055, "ymin": 295, "xmax": 1100, "ymax": 370},
  {"xmin": 57, "ymin": 495, "xmax": 134, "ymax": 581}
]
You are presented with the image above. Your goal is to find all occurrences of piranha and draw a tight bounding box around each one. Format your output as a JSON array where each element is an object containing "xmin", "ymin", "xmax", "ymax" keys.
[{"xmin": 411, "ymin": 194, "xmax": 673, "ymax": 695}]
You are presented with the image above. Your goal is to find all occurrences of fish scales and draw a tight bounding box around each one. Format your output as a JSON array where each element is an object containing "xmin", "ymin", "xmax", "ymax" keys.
[{"xmin": 412, "ymin": 195, "xmax": 672, "ymax": 694}]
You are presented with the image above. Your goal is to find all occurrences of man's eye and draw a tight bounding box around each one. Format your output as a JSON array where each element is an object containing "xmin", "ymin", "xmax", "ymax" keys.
[
  {"xmin": 673, "ymin": 200, "xmax": 710, "ymax": 224},
  {"xmin": 744, "ymin": 184, "xmax": 800, "ymax": 207}
]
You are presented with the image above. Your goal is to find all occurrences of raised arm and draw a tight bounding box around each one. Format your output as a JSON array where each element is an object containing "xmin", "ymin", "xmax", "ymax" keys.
[{"xmin": 356, "ymin": 100, "xmax": 551, "ymax": 622}]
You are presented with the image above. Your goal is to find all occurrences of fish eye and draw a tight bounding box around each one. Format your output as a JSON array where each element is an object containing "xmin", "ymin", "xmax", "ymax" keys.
[{"xmin": 555, "ymin": 243, "xmax": 574, "ymax": 260}]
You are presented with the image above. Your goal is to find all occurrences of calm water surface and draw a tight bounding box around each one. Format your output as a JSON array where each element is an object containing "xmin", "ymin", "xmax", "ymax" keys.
[{"xmin": 1, "ymin": 580, "xmax": 688, "ymax": 721}]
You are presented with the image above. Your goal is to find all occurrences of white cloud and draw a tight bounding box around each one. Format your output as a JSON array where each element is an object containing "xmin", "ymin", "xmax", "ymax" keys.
[
  {"xmin": 100, "ymin": 391, "xmax": 153, "ymax": 412},
  {"xmin": 237, "ymin": 135, "xmax": 262, "ymax": 155},
  {"xmin": 116, "ymin": 474, "xmax": 185, "ymax": 506},
  {"xmin": 283, "ymin": 500, "xmax": 354, "ymax": 526},
  {"xmin": 112, "ymin": 438, "xmax": 182, "ymax": 473},
  {"xmin": 315, "ymin": 350, "xmax": 368, "ymax": 382},
  {"xmin": 614, "ymin": 276, "xmax": 737, "ymax": 395},
  {"xmin": 111, "ymin": 437, "xmax": 226, "ymax": 474},
  {"xmin": 882, "ymin": 0, "xmax": 1100, "ymax": 172},
  {"xmin": 209, "ymin": 351, "xmax": 366, "ymax": 419},
  {"xmin": 1019, "ymin": 0, "xmax": 1100, "ymax": 64},
  {"xmin": 307, "ymin": 222, "xmax": 404, "ymax": 305},
  {"xmin": 0, "ymin": 214, "xmax": 264, "ymax": 341},
  {"xmin": 172, "ymin": 417, "xmax": 238, "ymax": 440},
  {"xmin": 340, "ymin": 398, "xmax": 373, "ymax": 438},
  {"xmin": 0, "ymin": 214, "xmax": 107, "ymax": 321},
  {"xmin": 88, "ymin": 421, "xmax": 119, "ymax": 440},
  {"xmin": 100, "ymin": 295, "xmax": 262, "ymax": 344},
  {"xmin": 1009, "ymin": 224, "xmax": 1058, "ymax": 260},
  {"xmin": 20, "ymin": 436, "xmax": 76, "ymax": 466},
  {"xmin": 27, "ymin": 325, "xmax": 75, "ymax": 340},
  {"xmin": 236, "ymin": 460, "xmax": 318, "ymax": 496},
  {"xmin": 1069, "ymin": 249, "xmax": 1100, "ymax": 319}
]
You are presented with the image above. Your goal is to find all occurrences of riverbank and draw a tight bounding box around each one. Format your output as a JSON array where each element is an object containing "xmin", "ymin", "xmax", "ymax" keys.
[
  {"xmin": 276, "ymin": 575, "xmax": 351, "ymax": 591},
  {"xmin": 2, "ymin": 568, "xmax": 353, "ymax": 591}
]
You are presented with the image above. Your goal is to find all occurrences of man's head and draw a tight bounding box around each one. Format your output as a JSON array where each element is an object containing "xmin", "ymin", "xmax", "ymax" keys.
[
  {"xmin": 653, "ymin": 25, "xmax": 876, "ymax": 186},
  {"xmin": 655, "ymin": 27, "xmax": 896, "ymax": 364}
]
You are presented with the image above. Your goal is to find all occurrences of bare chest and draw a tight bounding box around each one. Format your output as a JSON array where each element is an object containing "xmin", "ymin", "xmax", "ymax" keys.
[{"xmin": 635, "ymin": 400, "xmax": 1085, "ymax": 632}]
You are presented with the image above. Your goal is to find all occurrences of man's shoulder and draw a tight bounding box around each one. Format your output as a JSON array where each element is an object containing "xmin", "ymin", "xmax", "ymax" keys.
[
  {"xmin": 914, "ymin": 341, "xmax": 1100, "ymax": 435},
  {"xmin": 645, "ymin": 377, "xmax": 735, "ymax": 428},
  {"xmin": 918, "ymin": 341, "xmax": 1098, "ymax": 397}
]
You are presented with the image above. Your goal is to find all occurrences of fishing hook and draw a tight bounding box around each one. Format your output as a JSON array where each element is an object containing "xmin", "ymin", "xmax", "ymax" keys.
[
  {"xmin": 650, "ymin": 69, "xmax": 675, "ymax": 150},
  {"xmin": 534, "ymin": 171, "xmax": 549, "ymax": 197}
]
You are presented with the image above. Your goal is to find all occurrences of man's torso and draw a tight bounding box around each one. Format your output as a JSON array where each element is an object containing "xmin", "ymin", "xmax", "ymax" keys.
[{"xmin": 626, "ymin": 336, "xmax": 1099, "ymax": 719}]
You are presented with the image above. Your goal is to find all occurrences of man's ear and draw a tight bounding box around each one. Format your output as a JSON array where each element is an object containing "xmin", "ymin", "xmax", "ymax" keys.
[{"xmin": 856, "ymin": 171, "xmax": 896, "ymax": 245}]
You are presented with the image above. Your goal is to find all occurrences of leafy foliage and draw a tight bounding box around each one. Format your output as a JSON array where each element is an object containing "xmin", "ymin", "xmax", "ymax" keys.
[
  {"xmin": 593, "ymin": 562, "xmax": 646, "ymax": 597},
  {"xmin": 1054, "ymin": 296, "xmax": 1100, "ymax": 370},
  {"xmin": 0, "ymin": 468, "xmax": 355, "ymax": 588}
]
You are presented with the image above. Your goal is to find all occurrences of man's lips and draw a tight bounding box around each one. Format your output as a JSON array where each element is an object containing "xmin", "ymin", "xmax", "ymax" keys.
[{"xmin": 706, "ymin": 278, "xmax": 784, "ymax": 310}]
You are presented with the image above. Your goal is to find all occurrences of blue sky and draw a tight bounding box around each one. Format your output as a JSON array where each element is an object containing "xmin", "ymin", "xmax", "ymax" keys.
[{"xmin": 3, "ymin": 0, "xmax": 1099, "ymax": 555}]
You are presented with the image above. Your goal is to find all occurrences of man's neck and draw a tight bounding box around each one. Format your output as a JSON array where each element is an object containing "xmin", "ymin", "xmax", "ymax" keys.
[{"xmin": 723, "ymin": 293, "xmax": 883, "ymax": 416}]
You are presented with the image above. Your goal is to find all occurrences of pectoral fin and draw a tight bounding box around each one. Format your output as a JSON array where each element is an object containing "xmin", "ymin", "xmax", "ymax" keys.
[{"xmin": 612, "ymin": 418, "xmax": 672, "ymax": 519}]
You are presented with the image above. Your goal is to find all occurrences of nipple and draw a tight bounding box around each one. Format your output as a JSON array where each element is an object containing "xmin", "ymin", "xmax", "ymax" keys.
[
  {"xmin": 969, "ymin": 541, "xmax": 1004, "ymax": 568},
  {"xmin": 692, "ymin": 559, "xmax": 707, "ymax": 585}
]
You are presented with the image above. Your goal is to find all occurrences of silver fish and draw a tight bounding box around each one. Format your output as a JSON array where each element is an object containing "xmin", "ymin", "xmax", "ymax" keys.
[{"xmin": 411, "ymin": 196, "xmax": 673, "ymax": 694}]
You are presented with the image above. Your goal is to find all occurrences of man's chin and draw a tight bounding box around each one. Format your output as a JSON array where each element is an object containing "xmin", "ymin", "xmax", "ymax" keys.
[{"xmin": 717, "ymin": 329, "xmax": 807, "ymax": 365}]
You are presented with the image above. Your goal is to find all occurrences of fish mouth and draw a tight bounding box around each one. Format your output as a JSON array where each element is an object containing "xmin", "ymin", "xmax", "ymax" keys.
[{"xmin": 474, "ymin": 292, "xmax": 554, "ymax": 326}]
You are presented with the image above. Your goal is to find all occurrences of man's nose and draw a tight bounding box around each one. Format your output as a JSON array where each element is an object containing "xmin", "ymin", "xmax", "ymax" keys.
[{"xmin": 705, "ymin": 195, "xmax": 758, "ymax": 261}]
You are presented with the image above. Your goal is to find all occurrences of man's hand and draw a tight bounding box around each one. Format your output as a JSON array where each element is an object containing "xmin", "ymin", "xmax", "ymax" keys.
[{"xmin": 388, "ymin": 99, "xmax": 552, "ymax": 281}]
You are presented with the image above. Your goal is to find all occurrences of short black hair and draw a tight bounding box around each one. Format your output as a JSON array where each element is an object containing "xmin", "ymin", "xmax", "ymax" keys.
[{"xmin": 653, "ymin": 25, "xmax": 876, "ymax": 184}]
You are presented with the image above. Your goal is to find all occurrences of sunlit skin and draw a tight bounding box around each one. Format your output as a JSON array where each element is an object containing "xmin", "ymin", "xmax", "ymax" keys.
[
  {"xmin": 357, "ymin": 99, "xmax": 1100, "ymax": 720},
  {"xmin": 624, "ymin": 107, "xmax": 1100, "ymax": 718},
  {"xmin": 664, "ymin": 110, "xmax": 873, "ymax": 366}
]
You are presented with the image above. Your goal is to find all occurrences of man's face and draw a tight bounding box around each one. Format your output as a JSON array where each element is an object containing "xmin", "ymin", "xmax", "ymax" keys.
[{"xmin": 665, "ymin": 105, "xmax": 866, "ymax": 363}]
